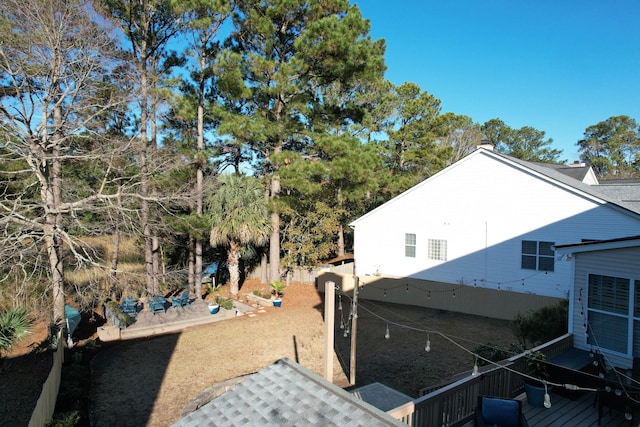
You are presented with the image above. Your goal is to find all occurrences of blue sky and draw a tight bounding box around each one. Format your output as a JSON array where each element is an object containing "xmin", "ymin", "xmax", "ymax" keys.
[{"xmin": 355, "ymin": 0, "xmax": 640, "ymax": 162}]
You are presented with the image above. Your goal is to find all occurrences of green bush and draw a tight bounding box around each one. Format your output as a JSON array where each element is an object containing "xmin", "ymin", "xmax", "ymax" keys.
[
  {"xmin": 216, "ymin": 297, "xmax": 233, "ymax": 310},
  {"xmin": 512, "ymin": 300, "xmax": 568, "ymax": 348},
  {"xmin": 252, "ymin": 289, "xmax": 271, "ymax": 299},
  {"xmin": 473, "ymin": 342, "xmax": 522, "ymax": 366}
]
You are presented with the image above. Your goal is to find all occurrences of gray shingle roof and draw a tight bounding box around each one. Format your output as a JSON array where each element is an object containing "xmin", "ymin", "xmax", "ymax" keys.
[{"xmin": 171, "ymin": 358, "xmax": 406, "ymax": 427}]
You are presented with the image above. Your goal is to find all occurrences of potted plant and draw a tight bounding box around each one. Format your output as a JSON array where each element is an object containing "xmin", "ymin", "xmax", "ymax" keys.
[
  {"xmin": 523, "ymin": 350, "xmax": 551, "ymax": 408},
  {"xmin": 270, "ymin": 281, "xmax": 285, "ymax": 307}
]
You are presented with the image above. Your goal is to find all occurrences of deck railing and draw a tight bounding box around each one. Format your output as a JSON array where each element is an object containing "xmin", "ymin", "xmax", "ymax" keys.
[{"xmin": 387, "ymin": 333, "xmax": 574, "ymax": 426}]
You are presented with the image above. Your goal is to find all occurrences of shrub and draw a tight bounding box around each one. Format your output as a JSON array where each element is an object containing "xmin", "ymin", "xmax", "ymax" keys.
[
  {"xmin": 252, "ymin": 289, "xmax": 271, "ymax": 299},
  {"xmin": 473, "ymin": 342, "xmax": 522, "ymax": 366},
  {"xmin": 216, "ymin": 297, "xmax": 233, "ymax": 310},
  {"xmin": 512, "ymin": 300, "xmax": 568, "ymax": 348}
]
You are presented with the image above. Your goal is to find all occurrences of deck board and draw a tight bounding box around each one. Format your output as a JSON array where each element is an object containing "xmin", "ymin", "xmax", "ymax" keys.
[
  {"xmin": 522, "ymin": 390, "xmax": 631, "ymax": 427},
  {"xmin": 464, "ymin": 391, "xmax": 632, "ymax": 427}
]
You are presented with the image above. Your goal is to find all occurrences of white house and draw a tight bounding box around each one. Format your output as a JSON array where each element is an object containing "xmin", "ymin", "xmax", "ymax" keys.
[
  {"xmin": 555, "ymin": 236, "xmax": 640, "ymax": 369},
  {"xmin": 349, "ymin": 147, "xmax": 640, "ymax": 319}
]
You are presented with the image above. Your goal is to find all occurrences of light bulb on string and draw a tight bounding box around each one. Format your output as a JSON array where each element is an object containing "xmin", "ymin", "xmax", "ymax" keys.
[
  {"xmin": 522, "ymin": 279, "xmax": 525, "ymax": 287},
  {"xmin": 338, "ymin": 295, "xmax": 342, "ymax": 311},
  {"xmin": 406, "ymin": 283, "xmax": 409, "ymax": 292},
  {"xmin": 474, "ymin": 279, "xmax": 477, "ymax": 287},
  {"xmin": 385, "ymin": 322, "xmax": 390, "ymax": 339},
  {"xmin": 427, "ymin": 290, "xmax": 431, "ymax": 299},
  {"xmin": 543, "ymin": 383, "xmax": 551, "ymax": 408},
  {"xmin": 472, "ymin": 356, "xmax": 479, "ymax": 376},
  {"xmin": 452, "ymin": 289, "xmax": 456, "ymax": 298},
  {"xmin": 497, "ymin": 282, "xmax": 501, "ymax": 291},
  {"xmin": 625, "ymin": 407, "xmax": 633, "ymax": 421},
  {"xmin": 384, "ymin": 289, "xmax": 387, "ymax": 297},
  {"xmin": 425, "ymin": 334, "xmax": 431, "ymax": 352}
]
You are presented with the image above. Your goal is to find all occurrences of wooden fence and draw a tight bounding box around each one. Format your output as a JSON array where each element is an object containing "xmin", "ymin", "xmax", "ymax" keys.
[
  {"xmin": 387, "ymin": 333, "xmax": 574, "ymax": 426},
  {"xmin": 29, "ymin": 330, "xmax": 63, "ymax": 427},
  {"xmin": 246, "ymin": 262, "xmax": 355, "ymax": 285}
]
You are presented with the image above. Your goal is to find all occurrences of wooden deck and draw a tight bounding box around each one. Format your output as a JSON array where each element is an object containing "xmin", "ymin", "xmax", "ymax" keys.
[
  {"xmin": 462, "ymin": 390, "xmax": 632, "ymax": 427},
  {"xmin": 522, "ymin": 390, "xmax": 630, "ymax": 427}
]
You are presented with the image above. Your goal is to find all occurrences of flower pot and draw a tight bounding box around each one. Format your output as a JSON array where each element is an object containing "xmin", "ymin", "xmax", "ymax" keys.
[
  {"xmin": 273, "ymin": 299, "xmax": 282, "ymax": 307},
  {"xmin": 524, "ymin": 382, "xmax": 552, "ymax": 408},
  {"xmin": 208, "ymin": 304, "xmax": 220, "ymax": 314}
]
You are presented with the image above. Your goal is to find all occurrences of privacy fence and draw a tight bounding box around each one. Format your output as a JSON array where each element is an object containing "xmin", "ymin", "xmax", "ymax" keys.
[{"xmin": 29, "ymin": 330, "xmax": 63, "ymax": 427}]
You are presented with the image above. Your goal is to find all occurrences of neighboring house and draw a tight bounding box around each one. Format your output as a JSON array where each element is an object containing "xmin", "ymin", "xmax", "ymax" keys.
[
  {"xmin": 555, "ymin": 236, "xmax": 640, "ymax": 369},
  {"xmin": 171, "ymin": 357, "xmax": 406, "ymax": 427},
  {"xmin": 349, "ymin": 147, "xmax": 640, "ymax": 319}
]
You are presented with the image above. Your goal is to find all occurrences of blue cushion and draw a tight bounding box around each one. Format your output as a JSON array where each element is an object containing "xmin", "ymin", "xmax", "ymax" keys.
[{"xmin": 481, "ymin": 396, "xmax": 519, "ymax": 427}]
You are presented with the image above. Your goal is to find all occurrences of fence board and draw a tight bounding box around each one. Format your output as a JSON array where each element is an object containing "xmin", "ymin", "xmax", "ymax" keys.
[{"xmin": 29, "ymin": 331, "xmax": 63, "ymax": 427}]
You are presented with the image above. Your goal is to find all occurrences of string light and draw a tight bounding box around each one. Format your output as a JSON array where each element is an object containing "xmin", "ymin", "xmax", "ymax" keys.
[
  {"xmin": 427, "ymin": 290, "xmax": 431, "ymax": 299},
  {"xmin": 384, "ymin": 289, "xmax": 387, "ymax": 297},
  {"xmin": 452, "ymin": 289, "xmax": 456, "ymax": 298},
  {"xmin": 543, "ymin": 383, "xmax": 551, "ymax": 408},
  {"xmin": 337, "ymin": 287, "xmax": 630, "ymax": 402},
  {"xmin": 406, "ymin": 283, "xmax": 409, "ymax": 292},
  {"xmin": 338, "ymin": 295, "xmax": 342, "ymax": 311}
]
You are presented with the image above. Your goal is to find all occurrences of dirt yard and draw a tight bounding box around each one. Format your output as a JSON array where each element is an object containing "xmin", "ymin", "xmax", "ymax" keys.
[{"xmin": 3, "ymin": 280, "xmax": 517, "ymax": 426}]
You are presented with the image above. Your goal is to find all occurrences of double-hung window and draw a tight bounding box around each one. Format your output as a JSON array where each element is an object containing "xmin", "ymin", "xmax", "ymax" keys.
[
  {"xmin": 521, "ymin": 240, "xmax": 555, "ymax": 272},
  {"xmin": 587, "ymin": 274, "xmax": 630, "ymax": 354},
  {"xmin": 405, "ymin": 233, "xmax": 416, "ymax": 258}
]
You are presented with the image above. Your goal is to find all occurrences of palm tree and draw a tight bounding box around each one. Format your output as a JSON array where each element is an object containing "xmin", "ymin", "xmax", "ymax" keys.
[
  {"xmin": 205, "ymin": 174, "xmax": 270, "ymax": 296},
  {"xmin": 0, "ymin": 308, "xmax": 32, "ymax": 368}
]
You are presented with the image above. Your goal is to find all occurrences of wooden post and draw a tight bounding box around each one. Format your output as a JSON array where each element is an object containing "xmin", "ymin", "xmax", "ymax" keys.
[
  {"xmin": 323, "ymin": 280, "xmax": 335, "ymax": 382},
  {"xmin": 350, "ymin": 276, "xmax": 358, "ymax": 385}
]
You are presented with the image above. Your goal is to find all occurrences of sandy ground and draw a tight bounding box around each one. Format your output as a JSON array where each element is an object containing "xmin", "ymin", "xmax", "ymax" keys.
[
  {"xmin": 1, "ymin": 280, "xmax": 517, "ymax": 426},
  {"xmin": 89, "ymin": 281, "xmax": 516, "ymax": 426}
]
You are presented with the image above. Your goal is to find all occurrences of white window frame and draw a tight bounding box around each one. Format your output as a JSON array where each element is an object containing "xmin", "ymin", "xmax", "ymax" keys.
[
  {"xmin": 587, "ymin": 273, "xmax": 632, "ymax": 356},
  {"xmin": 405, "ymin": 233, "xmax": 416, "ymax": 258}
]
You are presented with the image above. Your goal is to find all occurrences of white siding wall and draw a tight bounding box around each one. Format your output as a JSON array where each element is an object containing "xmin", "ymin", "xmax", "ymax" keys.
[
  {"xmin": 353, "ymin": 151, "xmax": 640, "ymax": 299},
  {"xmin": 572, "ymin": 247, "xmax": 640, "ymax": 369}
]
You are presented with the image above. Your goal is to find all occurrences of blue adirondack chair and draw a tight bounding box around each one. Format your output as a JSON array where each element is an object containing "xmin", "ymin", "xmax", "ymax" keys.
[
  {"xmin": 171, "ymin": 290, "xmax": 192, "ymax": 310},
  {"xmin": 120, "ymin": 297, "xmax": 138, "ymax": 316},
  {"xmin": 147, "ymin": 295, "xmax": 166, "ymax": 315}
]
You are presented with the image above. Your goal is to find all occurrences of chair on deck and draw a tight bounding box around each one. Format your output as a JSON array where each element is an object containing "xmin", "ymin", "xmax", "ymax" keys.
[
  {"xmin": 475, "ymin": 395, "xmax": 529, "ymax": 427},
  {"xmin": 171, "ymin": 290, "xmax": 192, "ymax": 310},
  {"xmin": 120, "ymin": 297, "xmax": 138, "ymax": 316},
  {"xmin": 147, "ymin": 295, "xmax": 166, "ymax": 315}
]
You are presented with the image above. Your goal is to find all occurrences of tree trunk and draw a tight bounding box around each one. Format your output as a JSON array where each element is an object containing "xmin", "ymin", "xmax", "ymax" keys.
[
  {"xmin": 110, "ymin": 190, "xmax": 121, "ymax": 301},
  {"xmin": 194, "ymin": 45, "xmax": 206, "ymax": 299},
  {"xmin": 228, "ymin": 241, "xmax": 241, "ymax": 295},
  {"xmin": 51, "ymin": 89, "xmax": 65, "ymax": 327},
  {"xmin": 337, "ymin": 224, "xmax": 345, "ymax": 257},
  {"xmin": 269, "ymin": 175, "xmax": 280, "ymax": 283},
  {"xmin": 139, "ymin": 38, "xmax": 156, "ymax": 296}
]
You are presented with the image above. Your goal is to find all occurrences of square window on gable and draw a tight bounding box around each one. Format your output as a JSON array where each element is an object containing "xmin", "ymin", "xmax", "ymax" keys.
[{"xmin": 521, "ymin": 240, "xmax": 555, "ymax": 272}]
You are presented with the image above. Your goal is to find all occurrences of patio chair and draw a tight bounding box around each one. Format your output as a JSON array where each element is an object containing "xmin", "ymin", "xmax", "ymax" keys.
[
  {"xmin": 120, "ymin": 297, "xmax": 138, "ymax": 316},
  {"xmin": 171, "ymin": 290, "xmax": 192, "ymax": 310},
  {"xmin": 147, "ymin": 296, "xmax": 166, "ymax": 315},
  {"xmin": 475, "ymin": 395, "xmax": 529, "ymax": 427}
]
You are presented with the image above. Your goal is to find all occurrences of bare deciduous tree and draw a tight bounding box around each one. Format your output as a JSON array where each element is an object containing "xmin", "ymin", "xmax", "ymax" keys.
[{"xmin": 0, "ymin": 0, "xmax": 129, "ymax": 325}]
